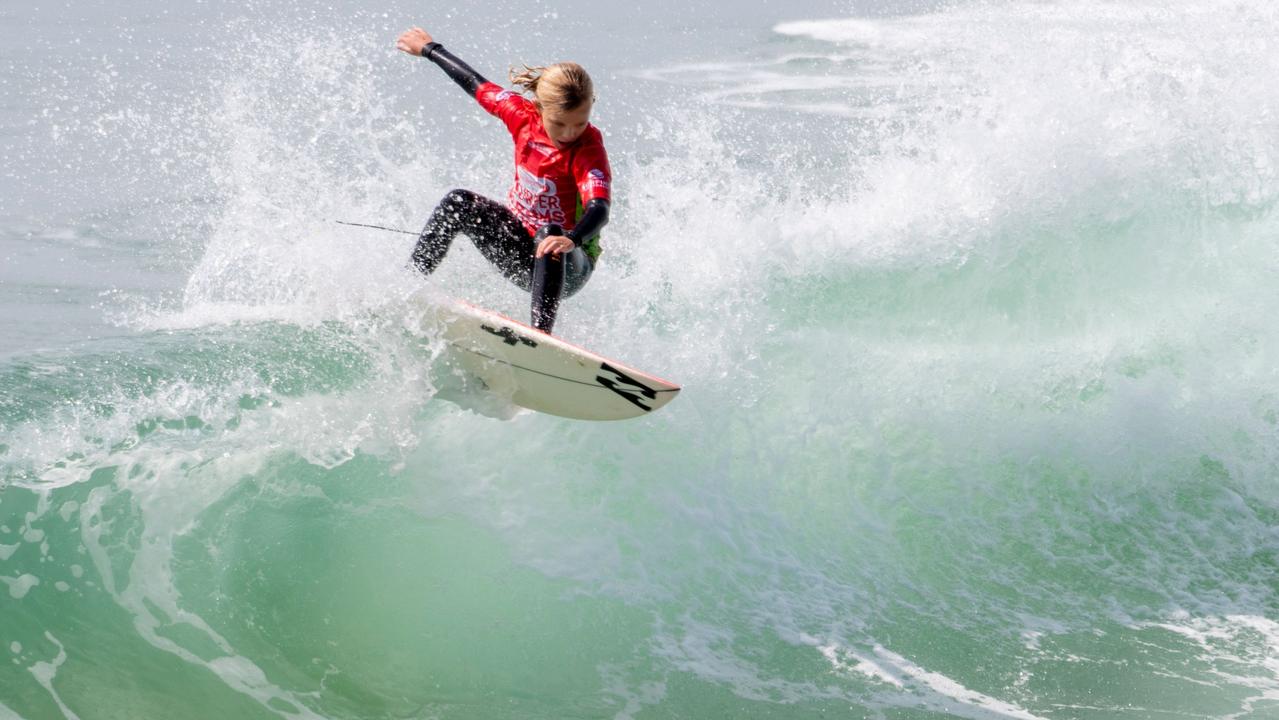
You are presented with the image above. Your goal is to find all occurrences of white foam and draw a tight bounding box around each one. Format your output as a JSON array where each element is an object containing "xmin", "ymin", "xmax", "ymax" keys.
[
  {"xmin": 861, "ymin": 645, "xmax": 1046, "ymax": 720},
  {"xmin": 774, "ymin": 17, "xmax": 931, "ymax": 50},
  {"xmin": 79, "ymin": 464, "xmax": 331, "ymax": 720},
  {"xmin": 27, "ymin": 633, "xmax": 78, "ymax": 720},
  {"xmin": 651, "ymin": 616, "xmax": 845, "ymax": 704},
  {"xmin": 1139, "ymin": 614, "xmax": 1279, "ymax": 711},
  {"xmin": 1, "ymin": 575, "xmax": 39, "ymax": 600},
  {"xmin": 597, "ymin": 663, "xmax": 667, "ymax": 720},
  {"xmin": 807, "ymin": 637, "xmax": 1047, "ymax": 719}
]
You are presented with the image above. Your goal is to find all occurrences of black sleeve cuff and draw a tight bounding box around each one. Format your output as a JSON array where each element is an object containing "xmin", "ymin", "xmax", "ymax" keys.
[
  {"xmin": 420, "ymin": 43, "xmax": 489, "ymax": 97},
  {"xmin": 567, "ymin": 199, "xmax": 610, "ymax": 245}
]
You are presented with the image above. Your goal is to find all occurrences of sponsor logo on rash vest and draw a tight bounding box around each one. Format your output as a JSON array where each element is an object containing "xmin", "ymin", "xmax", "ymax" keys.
[
  {"xmin": 509, "ymin": 165, "xmax": 567, "ymax": 228},
  {"xmin": 585, "ymin": 168, "xmax": 610, "ymax": 193}
]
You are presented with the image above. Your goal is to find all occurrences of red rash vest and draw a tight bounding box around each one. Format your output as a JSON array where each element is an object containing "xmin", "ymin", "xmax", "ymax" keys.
[{"xmin": 475, "ymin": 82, "xmax": 612, "ymax": 256}]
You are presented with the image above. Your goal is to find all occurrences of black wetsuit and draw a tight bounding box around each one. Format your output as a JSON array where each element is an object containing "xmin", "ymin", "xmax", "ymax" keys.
[{"xmin": 412, "ymin": 43, "xmax": 611, "ymax": 335}]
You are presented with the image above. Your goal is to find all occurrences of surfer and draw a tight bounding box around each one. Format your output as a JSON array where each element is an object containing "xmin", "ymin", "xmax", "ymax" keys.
[{"xmin": 396, "ymin": 27, "xmax": 612, "ymax": 335}]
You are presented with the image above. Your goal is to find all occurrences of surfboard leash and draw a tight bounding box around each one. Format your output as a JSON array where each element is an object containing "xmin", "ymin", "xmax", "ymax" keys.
[{"xmin": 333, "ymin": 220, "xmax": 417, "ymax": 235}]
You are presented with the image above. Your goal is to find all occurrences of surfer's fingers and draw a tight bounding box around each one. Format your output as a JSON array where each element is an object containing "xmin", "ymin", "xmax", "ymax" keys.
[{"xmin": 536, "ymin": 237, "xmax": 570, "ymax": 257}]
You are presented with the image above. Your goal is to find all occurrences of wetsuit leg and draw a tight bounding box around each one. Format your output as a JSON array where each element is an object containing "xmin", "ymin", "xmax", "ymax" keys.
[
  {"xmin": 529, "ymin": 232, "xmax": 597, "ymax": 332},
  {"xmin": 414, "ymin": 193, "xmax": 592, "ymax": 335},
  {"xmin": 530, "ymin": 224, "xmax": 567, "ymax": 333},
  {"xmin": 412, "ymin": 189, "xmax": 531, "ymax": 280},
  {"xmin": 562, "ymin": 248, "xmax": 594, "ymax": 299},
  {"xmin": 531, "ymin": 228, "xmax": 597, "ymax": 333}
]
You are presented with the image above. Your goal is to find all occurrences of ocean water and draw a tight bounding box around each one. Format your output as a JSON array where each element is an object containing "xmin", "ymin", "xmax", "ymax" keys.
[{"xmin": 4, "ymin": 0, "xmax": 1279, "ymax": 717}]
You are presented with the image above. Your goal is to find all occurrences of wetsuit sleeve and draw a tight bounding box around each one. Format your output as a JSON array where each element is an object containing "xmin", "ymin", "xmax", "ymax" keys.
[
  {"xmin": 420, "ymin": 46, "xmax": 528, "ymax": 135},
  {"xmin": 567, "ymin": 199, "xmax": 610, "ymax": 246},
  {"xmin": 421, "ymin": 43, "xmax": 488, "ymax": 97}
]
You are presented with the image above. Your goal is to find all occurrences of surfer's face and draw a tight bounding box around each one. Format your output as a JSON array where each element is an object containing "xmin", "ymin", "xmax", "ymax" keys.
[{"xmin": 539, "ymin": 102, "xmax": 592, "ymax": 149}]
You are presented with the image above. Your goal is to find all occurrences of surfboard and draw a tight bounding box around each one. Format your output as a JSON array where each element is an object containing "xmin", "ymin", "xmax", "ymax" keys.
[{"xmin": 416, "ymin": 293, "xmax": 681, "ymax": 421}]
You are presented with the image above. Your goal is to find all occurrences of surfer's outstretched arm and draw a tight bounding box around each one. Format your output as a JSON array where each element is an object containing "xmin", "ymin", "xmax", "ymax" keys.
[{"xmin": 396, "ymin": 27, "xmax": 489, "ymax": 96}]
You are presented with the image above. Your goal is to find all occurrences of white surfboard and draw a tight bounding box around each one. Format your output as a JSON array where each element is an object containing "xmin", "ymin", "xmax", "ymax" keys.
[{"xmin": 416, "ymin": 293, "xmax": 681, "ymax": 421}]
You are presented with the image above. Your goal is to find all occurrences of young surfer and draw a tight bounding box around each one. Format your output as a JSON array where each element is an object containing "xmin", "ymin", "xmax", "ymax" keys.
[{"xmin": 396, "ymin": 26, "xmax": 612, "ymax": 335}]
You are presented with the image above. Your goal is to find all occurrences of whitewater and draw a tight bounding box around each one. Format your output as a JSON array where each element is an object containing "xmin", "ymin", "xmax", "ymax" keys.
[{"xmin": 4, "ymin": 0, "xmax": 1279, "ymax": 718}]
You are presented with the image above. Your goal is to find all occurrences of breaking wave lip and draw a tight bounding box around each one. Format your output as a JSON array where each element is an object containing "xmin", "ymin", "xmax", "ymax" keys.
[
  {"xmin": 0, "ymin": 293, "xmax": 456, "ymax": 488},
  {"xmin": 633, "ymin": 0, "xmax": 1279, "ymax": 290}
]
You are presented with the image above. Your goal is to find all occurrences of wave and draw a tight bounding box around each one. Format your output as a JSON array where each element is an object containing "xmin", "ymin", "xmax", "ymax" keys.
[{"xmin": 5, "ymin": 1, "xmax": 1279, "ymax": 718}]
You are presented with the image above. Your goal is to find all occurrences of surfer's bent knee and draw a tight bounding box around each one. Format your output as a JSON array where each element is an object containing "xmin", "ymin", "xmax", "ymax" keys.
[
  {"xmin": 532, "ymin": 224, "xmax": 593, "ymax": 298},
  {"xmin": 533, "ymin": 223, "xmax": 565, "ymax": 242},
  {"xmin": 443, "ymin": 188, "xmax": 475, "ymax": 206}
]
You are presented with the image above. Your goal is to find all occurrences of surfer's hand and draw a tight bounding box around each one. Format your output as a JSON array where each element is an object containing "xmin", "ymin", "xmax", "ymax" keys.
[
  {"xmin": 536, "ymin": 235, "xmax": 574, "ymax": 258},
  {"xmin": 396, "ymin": 27, "xmax": 434, "ymax": 56}
]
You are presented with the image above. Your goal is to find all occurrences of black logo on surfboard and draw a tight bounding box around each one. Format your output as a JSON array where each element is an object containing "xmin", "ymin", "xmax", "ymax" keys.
[
  {"xmin": 596, "ymin": 362, "xmax": 658, "ymax": 412},
  {"xmin": 481, "ymin": 324, "xmax": 538, "ymax": 348}
]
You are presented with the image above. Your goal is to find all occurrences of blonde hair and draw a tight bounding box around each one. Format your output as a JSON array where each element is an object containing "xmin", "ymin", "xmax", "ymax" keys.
[{"xmin": 509, "ymin": 62, "xmax": 594, "ymax": 113}]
